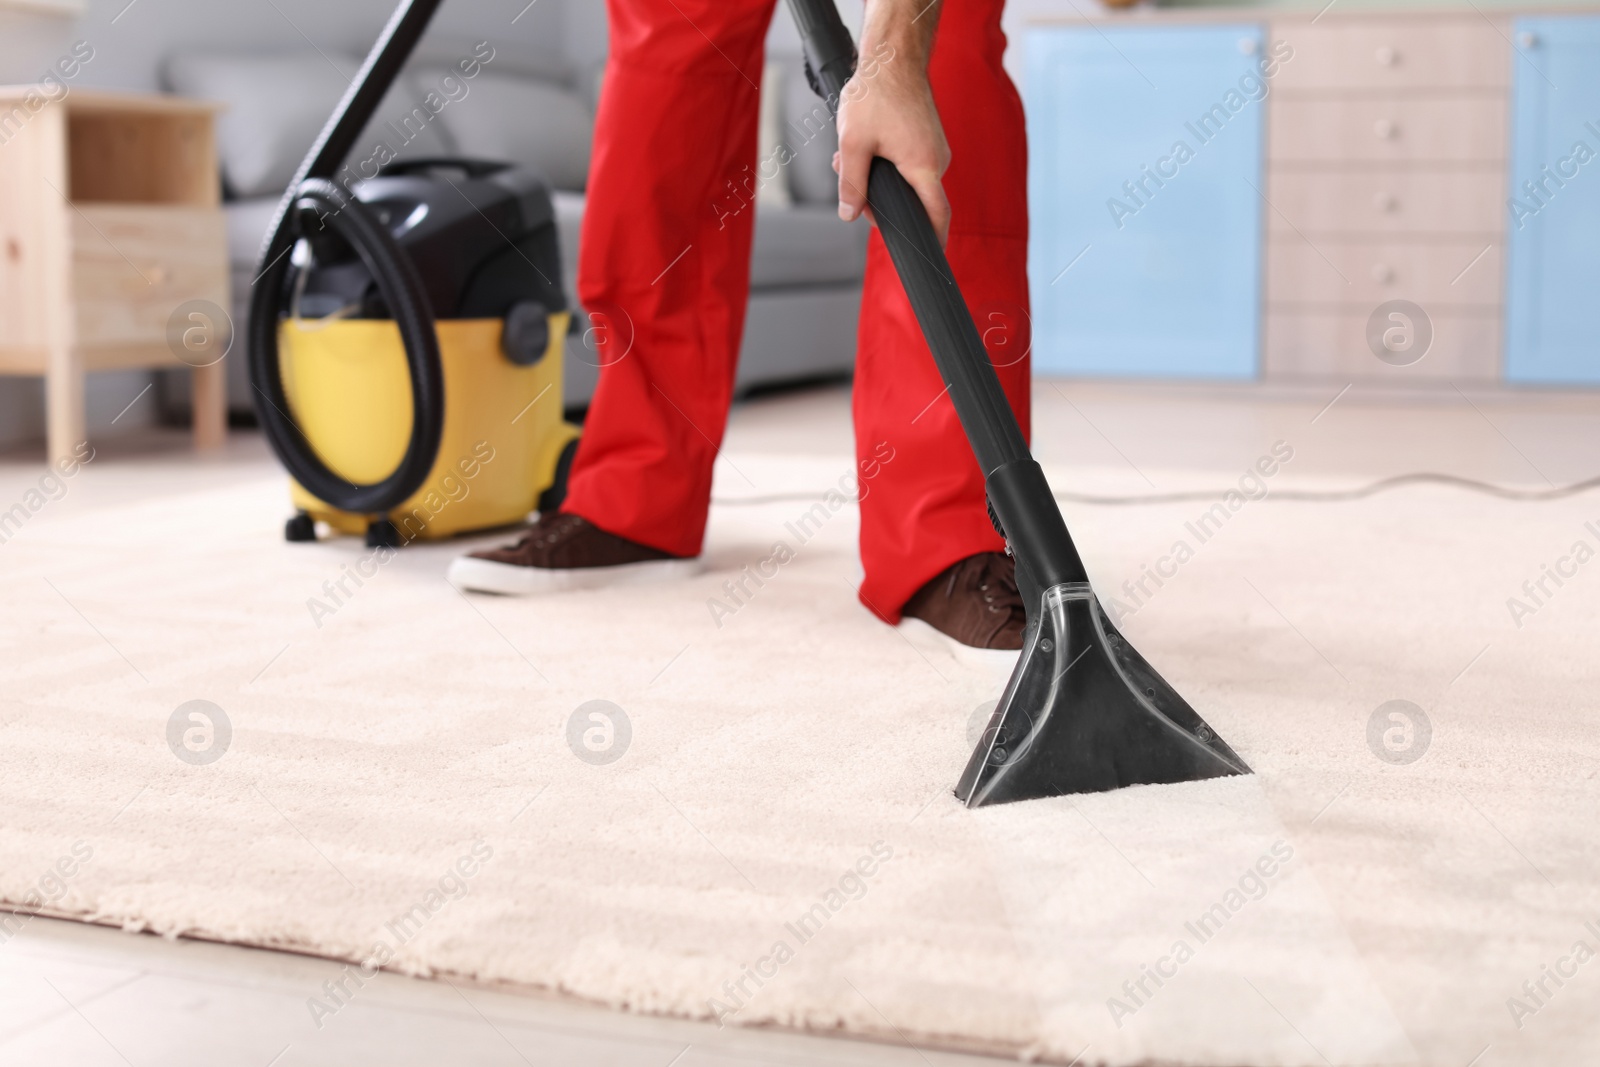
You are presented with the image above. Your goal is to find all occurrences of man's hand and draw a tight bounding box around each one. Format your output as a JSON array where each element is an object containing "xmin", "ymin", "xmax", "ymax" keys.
[{"xmin": 833, "ymin": 1, "xmax": 951, "ymax": 244}]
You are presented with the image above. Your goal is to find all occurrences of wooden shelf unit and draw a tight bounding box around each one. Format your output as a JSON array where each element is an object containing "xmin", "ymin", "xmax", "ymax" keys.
[{"xmin": 0, "ymin": 89, "xmax": 228, "ymax": 461}]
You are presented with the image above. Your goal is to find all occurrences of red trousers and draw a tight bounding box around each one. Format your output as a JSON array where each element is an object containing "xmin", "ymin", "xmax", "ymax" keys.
[{"xmin": 564, "ymin": 0, "xmax": 1030, "ymax": 622}]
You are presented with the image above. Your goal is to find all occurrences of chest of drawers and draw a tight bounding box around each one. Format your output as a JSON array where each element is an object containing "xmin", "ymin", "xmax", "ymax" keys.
[{"xmin": 1262, "ymin": 15, "xmax": 1512, "ymax": 381}]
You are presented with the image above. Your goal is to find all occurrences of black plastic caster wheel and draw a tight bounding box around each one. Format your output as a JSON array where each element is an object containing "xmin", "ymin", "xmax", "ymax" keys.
[
  {"xmin": 285, "ymin": 513, "xmax": 317, "ymax": 543},
  {"xmin": 364, "ymin": 518, "xmax": 402, "ymax": 549},
  {"xmin": 537, "ymin": 436, "xmax": 580, "ymax": 514}
]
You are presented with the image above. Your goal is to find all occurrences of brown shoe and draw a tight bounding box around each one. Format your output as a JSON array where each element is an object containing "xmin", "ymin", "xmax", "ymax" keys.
[
  {"xmin": 900, "ymin": 552, "xmax": 1026, "ymax": 669},
  {"xmin": 448, "ymin": 512, "xmax": 699, "ymax": 594}
]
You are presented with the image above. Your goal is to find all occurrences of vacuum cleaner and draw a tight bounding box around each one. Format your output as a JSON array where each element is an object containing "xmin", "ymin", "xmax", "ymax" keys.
[
  {"xmin": 785, "ymin": 0, "xmax": 1252, "ymax": 806},
  {"xmin": 248, "ymin": 1, "xmax": 577, "ymax": 548}
]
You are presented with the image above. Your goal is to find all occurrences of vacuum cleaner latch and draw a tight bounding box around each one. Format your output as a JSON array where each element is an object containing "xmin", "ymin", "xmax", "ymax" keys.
[{"xmin": 502, "ymin": 300, "xmax": 553, "ymax": 366}]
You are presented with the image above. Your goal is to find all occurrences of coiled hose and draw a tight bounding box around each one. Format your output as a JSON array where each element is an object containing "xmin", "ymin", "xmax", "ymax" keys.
[{"xmin": 247, "ymin": 178, "xmax": 445, "ymax": 515}]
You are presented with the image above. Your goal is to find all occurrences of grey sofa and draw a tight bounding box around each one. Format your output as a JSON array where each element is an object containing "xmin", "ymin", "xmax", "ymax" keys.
[{"xmin": 162, "ymin": 43, "xmax": 867, "ymax": 413}]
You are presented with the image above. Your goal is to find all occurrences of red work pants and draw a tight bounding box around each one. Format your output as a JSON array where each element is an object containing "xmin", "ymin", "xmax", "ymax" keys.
[{"xmin": 563, "ymin": 0, "xmax": 1030, "ymax": 622}]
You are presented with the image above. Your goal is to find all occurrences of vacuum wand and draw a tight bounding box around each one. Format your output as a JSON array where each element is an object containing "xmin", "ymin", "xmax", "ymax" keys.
[
  {"xmin": 783, "ymin": 0, "xmax": 1087, "ymax": 594},
  {"xmin": 248, "ymin": 0, "xmax": 451, "ymax": 518},
  {"xmin": 786, "ymin": 0, "xmax": 1252, "ymax": 806}
]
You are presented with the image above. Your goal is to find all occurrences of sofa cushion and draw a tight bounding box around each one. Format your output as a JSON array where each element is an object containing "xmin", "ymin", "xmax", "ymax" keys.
[
  {"xmin": 227, "ymin": 191, "xmax": 581, "ymax": 268},
  {"xmin": 164, "ymin": 52, "xmax": 455, "ymax": 199},
  {"xmin": 544, "ymin": 195, "xmax": 866, "ymax": 294},
  {"xmin": 750, "ymin": 203, "xmax": 868, "ymax": 290},
  {"xmin": 551, "ymin": 189, "xmax": 585, "ymax": 310},
  {"xmin": 756, "ymin": 62, "xmax": 793, "ymax": 209},
  {"xmin": 353, "ymin": 71, "xmax": 462, "ymax": 177},
  {"xmin": 428, "ymin": 70, "xmax": 593, "ymax": 192},
  {"xmin": 410, "ymin": 37, "xmax": 573, "ymax": 87},
  {"xmin": 778, "ymin": 56, "xmax": 840, "ymax": 206},
  {"xmin": 225, "ymin": 196, "xmax": 281, "ymax": 269},
  {"xmin": 226, "ymin": 192, "xmax": 865, "ymax": 296},
  {"xmin": 167, "ymin": 52, "xmax": 351, "ymax": 199}
]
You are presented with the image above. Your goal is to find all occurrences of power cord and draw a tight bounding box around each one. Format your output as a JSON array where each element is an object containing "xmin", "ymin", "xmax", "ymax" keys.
[{"xmin": 711, "ymin": 472, "xmax": 1600, "ymax": 507}]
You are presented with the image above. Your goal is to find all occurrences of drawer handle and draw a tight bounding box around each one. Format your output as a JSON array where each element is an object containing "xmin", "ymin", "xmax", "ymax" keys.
[
  {"xmin": 144, "ymin": 264, "xmax": 170, "ymax": 285},
  {"xmin": 1374, "ymin": 119, "xmax": 1399, "ymax": 140},
  {"xmin": 1238, "ymin": 37, "xmax": 1260, "ymax": 56},
  {"xmin": 1518, "ymin": 31, "xmax": 1539, "ymax": 49},
  {"xmin": 1375, "ymin": 45, "xmax": 1399, "ymax": 67},
  {"xmin": 1373, "ymin": 192, "xmax": 1399, "ymax": 213},
  {"xmin": 1371, "ymin": 264, "xmax": 1394, "ymax": 284}
]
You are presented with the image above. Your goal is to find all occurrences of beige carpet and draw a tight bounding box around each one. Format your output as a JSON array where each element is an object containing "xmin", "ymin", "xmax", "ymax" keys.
[{"xmin": 2, "ymin": 450, "xmax": 1597, "ymax": 1066}]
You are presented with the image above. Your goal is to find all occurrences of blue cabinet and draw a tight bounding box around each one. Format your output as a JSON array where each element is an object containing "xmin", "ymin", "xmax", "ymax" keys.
[
  {"xmin": 1505, "ymin": 15, "xmax": 1600, "ymax": 384},
  {"xmin": 1026, "ymin": 25, "xmax": 1268, "ymax": 380}
]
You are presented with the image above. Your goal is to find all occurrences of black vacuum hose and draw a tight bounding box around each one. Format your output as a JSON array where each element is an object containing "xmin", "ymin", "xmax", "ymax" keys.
[
  {"xmin": 785, "ymin": 0, "xmax": 1089, "ymax": 590},
  {"xmin": 247, "ymin": 178, "xmax": 445, "ymax": 516}
]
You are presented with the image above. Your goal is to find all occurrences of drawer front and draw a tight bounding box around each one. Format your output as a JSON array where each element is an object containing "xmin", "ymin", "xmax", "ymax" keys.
[
  {"xmin": 1264, "ymin": 309, "xmax": 1500, "ymax": 380},
  {"xmin": 1269, "ymin": 97, "xmax": 1507, "ymax": 164},
  {"xmin": 71, "ymin": 206, "xmax": 227, "ymax": 349},
  {"xmin": 1271, "ymin": 18, "xmax": 1511, "ymax": 91},
  {"xmin": 1266, "ymin": 239, "xmax": 1503, "ymax": 308},
  {"xmin": 1266, "ymin": 170, "xmax": 1505, "ymax": 236}
]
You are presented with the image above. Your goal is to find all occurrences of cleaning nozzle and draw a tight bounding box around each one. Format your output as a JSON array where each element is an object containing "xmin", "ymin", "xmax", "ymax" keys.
[{"xmin": 957, "ymin": 583, "xmax": 1250, "ymax": 807}]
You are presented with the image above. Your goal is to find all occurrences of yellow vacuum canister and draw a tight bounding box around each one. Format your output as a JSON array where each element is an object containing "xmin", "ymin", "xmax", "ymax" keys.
[
  {"xmin": 280, "ymin": 314, "xmax": 576, "ymax": 542},
  {"xmin": 249, "ymin": 158, "xmax": 579, "ymax": 547}
]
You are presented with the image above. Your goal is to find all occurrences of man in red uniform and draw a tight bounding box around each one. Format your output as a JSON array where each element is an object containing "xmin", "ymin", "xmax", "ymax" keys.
[{"xmin": 450, "ymin": 0, "xmax": 1032, "ymax": 662}]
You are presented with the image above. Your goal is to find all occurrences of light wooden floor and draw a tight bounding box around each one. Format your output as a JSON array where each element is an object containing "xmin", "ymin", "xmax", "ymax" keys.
[{"xmin": 0, "ymin": 916, "xmax": 1012, "ymax": 1067}]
